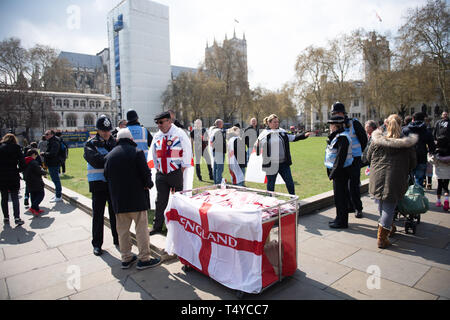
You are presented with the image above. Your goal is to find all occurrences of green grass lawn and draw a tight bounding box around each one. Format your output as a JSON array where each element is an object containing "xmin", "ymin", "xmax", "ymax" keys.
[
  {"xmin": 62, "ymin": 136, "xmax": 367, "ymax": 199},
  {"xmin": 61, "ymin": 137, "xmax": 367, "ymax": 229}
]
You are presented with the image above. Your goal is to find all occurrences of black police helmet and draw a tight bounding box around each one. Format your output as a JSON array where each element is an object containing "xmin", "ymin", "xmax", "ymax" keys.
[
  {"xmin": 96, "ymin": 115, "xmax": 113, "ymax": 131},
  {"xmin": 331, "ymin": 102, "xmax": 346, "ymax": 114},
  {"xmin": 126, "ymin": 109, "xmax": 138, "ymax": 122}
]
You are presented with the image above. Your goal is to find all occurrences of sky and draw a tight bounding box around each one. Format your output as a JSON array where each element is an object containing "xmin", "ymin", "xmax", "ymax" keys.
[{"xmin": 0, "ymin": 0, "xmax": 428, "ymax": 91}]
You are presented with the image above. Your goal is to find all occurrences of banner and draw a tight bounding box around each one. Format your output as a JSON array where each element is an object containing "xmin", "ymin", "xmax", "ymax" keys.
[
  {"xmin": 61, "ymin": 131, "xmax": 90, "ymax": 148},
  {"xmin": 165, "ymin": 193, "xmax": 264, "ymax": 294}
]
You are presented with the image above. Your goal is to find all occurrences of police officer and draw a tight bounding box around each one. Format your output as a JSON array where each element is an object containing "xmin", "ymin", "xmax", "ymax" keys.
[
  {"xmin": 325, "ymin": 115, "xmax": 353, "ymax": 229},
  {"xmin": 331, "ymin": 102, "xmax": 368, "ymax": 219},
  {"xmin": 126, "ymin": 109, "xmax": 153, "ymax": 158},
  {"xmin": 83, "ymin": 115, "xmax": 118, "ymax": 256}
]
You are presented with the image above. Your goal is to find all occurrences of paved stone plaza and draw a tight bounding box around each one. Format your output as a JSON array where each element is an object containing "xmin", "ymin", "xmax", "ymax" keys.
[{"xmin": 0, "ymin": 180, "xmax": 449, "ymax": 300}]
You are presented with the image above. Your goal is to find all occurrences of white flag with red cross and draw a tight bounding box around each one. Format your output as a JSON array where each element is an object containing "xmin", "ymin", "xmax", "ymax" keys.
[{"xmin": 165, "ymin": 193, "xmax": 264, "ymax": 293}]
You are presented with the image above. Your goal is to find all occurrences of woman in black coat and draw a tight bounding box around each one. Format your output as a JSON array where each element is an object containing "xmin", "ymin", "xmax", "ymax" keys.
[{"xmin": 0, "ymin": 134, "xmax": 26, "ymax": 225}]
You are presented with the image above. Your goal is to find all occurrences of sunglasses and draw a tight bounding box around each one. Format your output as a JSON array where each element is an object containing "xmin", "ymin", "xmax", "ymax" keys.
[{"xmin": 155, "ymin": 119, "xmax": 169, "ymax": 125}]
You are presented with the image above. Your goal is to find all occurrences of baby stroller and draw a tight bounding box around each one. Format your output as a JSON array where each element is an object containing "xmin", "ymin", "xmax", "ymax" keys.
[{"xmin": 394, "ymin": 175, "xmax": 429, "ymax": 234}]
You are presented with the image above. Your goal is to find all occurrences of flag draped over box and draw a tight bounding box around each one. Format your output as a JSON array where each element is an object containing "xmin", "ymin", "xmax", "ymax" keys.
[{"xmin": 165, "ymin": 193, "xmax": 264, "ymax": 293}]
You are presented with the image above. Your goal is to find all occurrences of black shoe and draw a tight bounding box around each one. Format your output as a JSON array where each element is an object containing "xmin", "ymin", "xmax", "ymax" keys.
[
  {"xmin": 198, "ymin": 176, "xmax": 203, "ymax": 181},
  {"xmin": 137, "ymin": 257, "xmax": 161, "ymax": 270},
  {"xmin": 149, "ymin": 228, "xmax": 163, "ymax": 236},
  {"xmin": 355, "ymin": 210, "xmax": 363, "ymax": 219},
  {"xmin": 121, "ymin": 255, "xmax": 137, "ymax": 269},
  {"xmin": 15, "ymin": 218, "xmax": 24, "ymax": 226},
  {"xmin": 328, "ymin": 219, "xmax": 337, "ymax": 225},
  {"xmin": 24, "ymin": 199, "xmax": 29, "ymax": 207},
  {"xmin": 329, "ymin": 222, "xmax": 348, "ymax": 229},
  {"xmin": 93, "ymin": 247, "xmax": 103, "ymax": 256}
]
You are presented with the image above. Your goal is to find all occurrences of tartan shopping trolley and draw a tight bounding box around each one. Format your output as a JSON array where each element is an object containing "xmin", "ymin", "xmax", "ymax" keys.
[{"xmin": 164, "ymin": 184, "xmax": 299, "ymax": 299}]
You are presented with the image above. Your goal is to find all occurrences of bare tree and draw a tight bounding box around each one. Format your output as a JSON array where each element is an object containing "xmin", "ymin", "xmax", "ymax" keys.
[
  {"xmin": 295, "ymin": 45, "xmax": 329, "ymax": 125},
  {"xmin": 397, "ymin": 0, "xmax": 449, "ymax": 108}
]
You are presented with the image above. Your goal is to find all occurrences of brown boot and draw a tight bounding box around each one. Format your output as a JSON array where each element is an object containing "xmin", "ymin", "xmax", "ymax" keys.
[
  {"xmin": 377, "ymin": 225, "xmax": 391, "ymax": 249},
  {"xmin": 389, "ymin": 224, "xmax": 396, "ymax": 237}
]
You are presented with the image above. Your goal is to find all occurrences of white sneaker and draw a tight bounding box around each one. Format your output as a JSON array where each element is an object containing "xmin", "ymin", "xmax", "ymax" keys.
[{"xmin": 50, "ymin": 197, "xmax": 63, "ymax": 203}]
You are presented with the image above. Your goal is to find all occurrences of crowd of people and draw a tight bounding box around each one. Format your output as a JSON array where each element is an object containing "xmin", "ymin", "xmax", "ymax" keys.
[{"xmin": 0, "ymin": 103, "xmax": 448, "ymax": 269}]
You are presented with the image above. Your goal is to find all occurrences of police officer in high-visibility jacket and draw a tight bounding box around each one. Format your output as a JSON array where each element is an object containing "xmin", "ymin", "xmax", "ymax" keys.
[
  {"xmin": 83, "ymin": 115, "xmax": 118, "ymax": 256},
  {"xmin": 325, "ymin": 115, "xmax": 353, "ymax": 229},
  {"xmin": 126, "ymin": 109, "xmax": 153, "ymax": 158},
  {"xmin": 331, "ymin": 102, "xmax": 368, "ymax": 219}
]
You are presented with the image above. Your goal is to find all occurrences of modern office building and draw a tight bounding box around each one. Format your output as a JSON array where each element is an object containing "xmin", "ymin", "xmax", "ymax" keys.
[{"xmin": 107, "ymin": 0, "xmax": 171, "ymax": 128}]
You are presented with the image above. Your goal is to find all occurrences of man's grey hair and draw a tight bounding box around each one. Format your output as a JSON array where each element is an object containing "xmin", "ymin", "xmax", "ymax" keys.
[
  {"xmin": 214, "ymin": 119, "xmax": 223, "ymax": 127},
  {"xmin": 365, "ymin": 120, "xmax": 378, "ymax": 130}
]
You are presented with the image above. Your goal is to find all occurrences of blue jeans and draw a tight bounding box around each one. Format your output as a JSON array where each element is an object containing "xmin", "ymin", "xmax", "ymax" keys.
[
  {"xmin": 48, "ymin": 166, "xmax": 62, "ymax": 198},
  {"xmin": 375, "ymin": 199, "xmax": 397, "ymax": 229},
  {"xmin": 213, "ymin": 163, "xmax": 224, "ymax": 185},
  {"xmin": 213, "ymin": 153, "xmax": 225, "ymax": 185},
  {"xmin": 266, "ymin": 162, "xmax": 295, "ymax": 195},
  {"xmin": 413, "ymin": 163, "xmax": 427, "ymax": 187}
]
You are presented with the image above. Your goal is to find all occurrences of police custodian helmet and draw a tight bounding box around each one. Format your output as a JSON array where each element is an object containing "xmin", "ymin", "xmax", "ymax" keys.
[
  {"xmin": 96, "ymin": 115, "xmax": 113, "ymax": 131},
  {"xmin": 331, "ymin": 102, "xmax": 347, "ymax": 114}
]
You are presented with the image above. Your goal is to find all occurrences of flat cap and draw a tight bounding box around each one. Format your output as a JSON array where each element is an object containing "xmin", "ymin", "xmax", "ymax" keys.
[{"xmin": 154, "ymin": 111, "xmax": 171, "ymax": 121}]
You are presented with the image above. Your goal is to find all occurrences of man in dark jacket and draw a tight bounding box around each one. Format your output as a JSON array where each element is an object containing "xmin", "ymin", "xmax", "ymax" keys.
[
  {"xmin": 433, "ymin": 111, "xmax": 449, "ymax": 156},
  {"xmin": 55, "ymin": 132, "xmax": 68, "ymax": 175},
  {"xmin": 83, "ymin": 116, "xmax": 118, "ymax": 256},
  {"xmin": 126, "ymin": 109, "xmax": 153, "ymax": 159},
  {"xmin": 104, "ymin": 128, "xmax": 161, "ymax": 270},
  {"xmin": 402, "ymin": 112, "xmax": 436, "ymax": 186},
  {"xmin": 42, "ymin": 130, "xmax": 62, "ymax": 202},
  {"xmin": 331, "ymin": 102, "xmax": 368, "ymax": 218}
]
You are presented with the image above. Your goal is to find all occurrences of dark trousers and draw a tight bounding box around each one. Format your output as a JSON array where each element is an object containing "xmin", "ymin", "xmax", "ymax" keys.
[
  {"xmin": 347, "ymin": 156, "xmax": 363, "ymax": 212},
  {"xmin": 91, "ymin": 189, "xmax": 118, "ymax": 248},
  {"xmin": 437, "ymin": 179, "xmax": 449, "ymax": 196},
  {"xmin": 30, "ymin": 190, "xmax": 45, "ymax": 211},
  {"xmin": 154, "ymin": 169, "xmax": 183, "ymax": 231},
  {"xmin": 195, "ymin": 147, "xmax": 213, "ymax": 180},
  {"xmin": 266, "ymin": 162, "xmax": 295, "ymax": 195},
  {"xmin": 1, "ymin": 188, "xmax": 19, "ymax": 219},
  {"xmin": 333, "ymin": 172, "xmax": 351, "ymax": 226}
]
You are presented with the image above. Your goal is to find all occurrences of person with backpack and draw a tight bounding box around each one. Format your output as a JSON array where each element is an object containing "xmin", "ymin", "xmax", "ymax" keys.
[
  {"xmin": 366, "ymin": 114, "xmax": 417, "ymax": 249},
  {"xmin": 23, "ymin": 149, "xmax": 47, "ymax": 216}
]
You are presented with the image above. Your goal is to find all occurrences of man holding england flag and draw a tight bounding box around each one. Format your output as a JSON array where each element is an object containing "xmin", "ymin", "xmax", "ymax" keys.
[{"xmin": 149, "ymin": 111, "xmax": 192, "ymax": 235}]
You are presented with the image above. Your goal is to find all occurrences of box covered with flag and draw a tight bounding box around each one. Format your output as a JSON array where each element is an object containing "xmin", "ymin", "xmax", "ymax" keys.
[{"xmin": 164, "ymin": 185, "xmax": 298, "ymax": 296}]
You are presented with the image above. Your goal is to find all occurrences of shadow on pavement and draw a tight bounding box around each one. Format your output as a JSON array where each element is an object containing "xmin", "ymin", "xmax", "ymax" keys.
[{"xmin": 0, "ymin": 224, "xmax": 36, "ymax": 245}]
